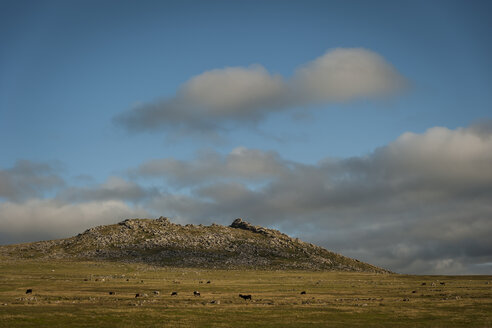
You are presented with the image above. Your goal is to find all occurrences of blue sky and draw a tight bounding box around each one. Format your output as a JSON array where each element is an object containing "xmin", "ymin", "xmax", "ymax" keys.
[{"xmin": 1, "ymin": 0, "xmax": 491, "ymax": 274}]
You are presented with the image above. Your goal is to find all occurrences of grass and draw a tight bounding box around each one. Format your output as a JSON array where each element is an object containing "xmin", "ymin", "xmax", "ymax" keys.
[{"xmin": 0, "ymin": 259, "xmax": 490, "ymax": 327}]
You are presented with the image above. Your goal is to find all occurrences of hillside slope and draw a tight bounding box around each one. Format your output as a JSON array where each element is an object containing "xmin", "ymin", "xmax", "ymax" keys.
[{"xmin": 0, "ymin": 217, "xmax": 389, "ymax": 273}]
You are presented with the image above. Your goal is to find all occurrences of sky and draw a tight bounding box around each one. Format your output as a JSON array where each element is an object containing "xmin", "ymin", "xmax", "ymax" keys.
[{"xmin": 1, "ymin": 0, "xmax": 491, "ymax": 274}]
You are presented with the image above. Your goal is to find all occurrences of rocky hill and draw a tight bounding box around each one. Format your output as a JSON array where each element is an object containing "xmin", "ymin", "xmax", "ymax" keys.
[{"xmin": 0, "ymin": 217, "xmax": 389, "ymax": 273}]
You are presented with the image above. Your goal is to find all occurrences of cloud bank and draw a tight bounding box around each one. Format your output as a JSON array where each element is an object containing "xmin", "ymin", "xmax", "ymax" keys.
[
  {"xmin": 0, "ymin": 160, "xmax": 64, "ymax": 202},
  {"xmin": 115, "ymin": 48, "xmax": 407, "ymax": 134},
  {"xmin": 134, "ymin": 122, "xmax": 492, "ymax": 274},
  {"xmin": 1, "ymin": 122, "xmax": 491, "ymax": 274}
]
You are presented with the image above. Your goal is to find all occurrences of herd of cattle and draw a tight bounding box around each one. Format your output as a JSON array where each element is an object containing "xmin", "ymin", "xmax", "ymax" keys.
[{"xmin": 24, "ymin": 287, "xmax": 310, "ymax": 301}]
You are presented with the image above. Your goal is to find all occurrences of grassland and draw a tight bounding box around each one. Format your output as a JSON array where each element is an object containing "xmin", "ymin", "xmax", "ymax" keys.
[{"xmin": 0, "ymin": 259, "xmax": 490, "ymax": 327}]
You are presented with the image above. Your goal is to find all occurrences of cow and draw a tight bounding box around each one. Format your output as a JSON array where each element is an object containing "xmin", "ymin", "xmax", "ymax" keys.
[
  {"xmin": 193, "ymin": 291, "xmax": 200, "ymax": 296},
  {"xmin": 206, "ymin": 281, "xmax": 211, "ymax": 284},
  {"xmin": 153, "ymin": 291, "xmax": 160, "ymax": 295},
  {"xmin": 239, "ymin": 294, "xmax": 252, "ymax": 300},
  {"xmin": 25, "ymin": 289, "xmax": 32, "ymax": 294},
  {"xmin": 421, "ymin": 282, "xmax": 426, "ymax": 286},
  {"xmin": 135, "ymin": 293, "xmax": 141, "ymax": 298},
  {"xmin": 300, "ymin": 291, "xmax": 306, "ymax": 295},
  {"xmin": 440, "ymin": 282, "xmax": 445, "ymax": 286},
  {"xmin": 109, "ymin": 291, "xmax": 115, "ymax": 295},
  {"xmin": 171, "ymin": 291, "xmax": 178, "ymax": 296}
]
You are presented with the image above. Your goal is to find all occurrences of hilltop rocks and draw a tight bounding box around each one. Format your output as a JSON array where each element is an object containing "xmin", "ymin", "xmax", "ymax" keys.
[
  {"xmin": 230, "ymin": 218, "xmax": 288, "ymax": 238},
  {"xmin": 0, "ymin": 217, "xmax": 390, "ymax": 273},
  {"xmin": 230, "ymin": 218, "xmax": 261, "ymax": 231}
]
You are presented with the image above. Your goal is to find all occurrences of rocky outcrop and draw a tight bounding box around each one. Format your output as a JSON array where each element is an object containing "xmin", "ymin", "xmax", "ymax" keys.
[{"xmin": 0, "ymin": 217, "xmax": 390, "ymax": 273}]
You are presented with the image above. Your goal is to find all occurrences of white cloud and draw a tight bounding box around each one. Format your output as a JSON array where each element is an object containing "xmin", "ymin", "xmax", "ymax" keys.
[
  {"xmin": 133, "ymin": 147, "xmax": 290, "ymax": 187},
  {"xmin": 292, "ymin": 48, "xmax": 408, "ymax": 102},
  {"xmin": 180, "ymin": 65, "xmax": 287, "ymax": 117},
  {"xmin": 115, "ymin": 48, "xmax": 407, "ymax": 134},
  {"xmin": 59, "ymin": 176, "xmax": 158, "ymax": 203}
]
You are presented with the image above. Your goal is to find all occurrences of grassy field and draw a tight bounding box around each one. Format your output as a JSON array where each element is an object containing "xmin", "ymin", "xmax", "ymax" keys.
[{"xmin": 0, "ymin": 259, "xmax": 490, "ymax": 327}]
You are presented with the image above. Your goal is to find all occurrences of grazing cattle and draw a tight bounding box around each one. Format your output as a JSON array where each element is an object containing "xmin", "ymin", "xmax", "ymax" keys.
[
  {"xmin": 206, "ymin": 281, "xmax": 211, "ymax": 284},
  {"xmin": 239, "ymin": 294, "xmax": 252, "ymax": 300},
  {"xmin": 153, "ymin": 291, "xmax": 160, "ymax": 295},
  {"xmin": 25, "ymin": 289, "xmax": 32, "ymax": 294},
  {"xmin": 171, "ymin": 291, "xmax": 178, "ymax": 296},
  {"xmin": 421, "ymin": 283, "xmax": 426, "ymax": 286},
  {"xmin": 193, "ymin": 291, "xmax": 200, "ymax": 296},
  {"xmin": 440, "ymin": 282, "xmax": 445, "ymax": 286},
  {"xmin": 300, "ymin": 291, "xmax": 306, "ymax": 295},
  {"xmin": 411, "ymin": 290, "xmax": 416, "ymax": 293},
  {"xmin": 109, "ymin": 291, "xmax": 115, "ymax": 295},
  {"xmin": 135, "ymin": 293, "xmax": 141, "ymax": 298}
]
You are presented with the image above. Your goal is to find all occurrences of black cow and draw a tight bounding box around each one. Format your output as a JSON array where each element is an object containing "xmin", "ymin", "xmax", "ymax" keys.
[
  {"xmin": 135, "ymin": 293, "xmax": 141, "ymax": 298},
  {"xmin": 440, "ymin": 282, "xmax": 446, "ymax": 285},
  {"xmin": 25, "ymin": 289, "xmax": 32, "ymax": 294},
  {"xmin": 171, "ymin": 291, "xmax": 178, "ymax": 296},
  {"xmin": 193, "ymin": 291, "xmax": 200, "ymax": 296},
  {"xmin": 300, "ymin": 291, "xmax": 306, "ymax": 295},
  {"xmin": 109, "ymin": 291, "xmax": 115, "ymax": 295},
  {"xmin": 239, "ymin": 294, "xmax": 252, "ymax": 300}
]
